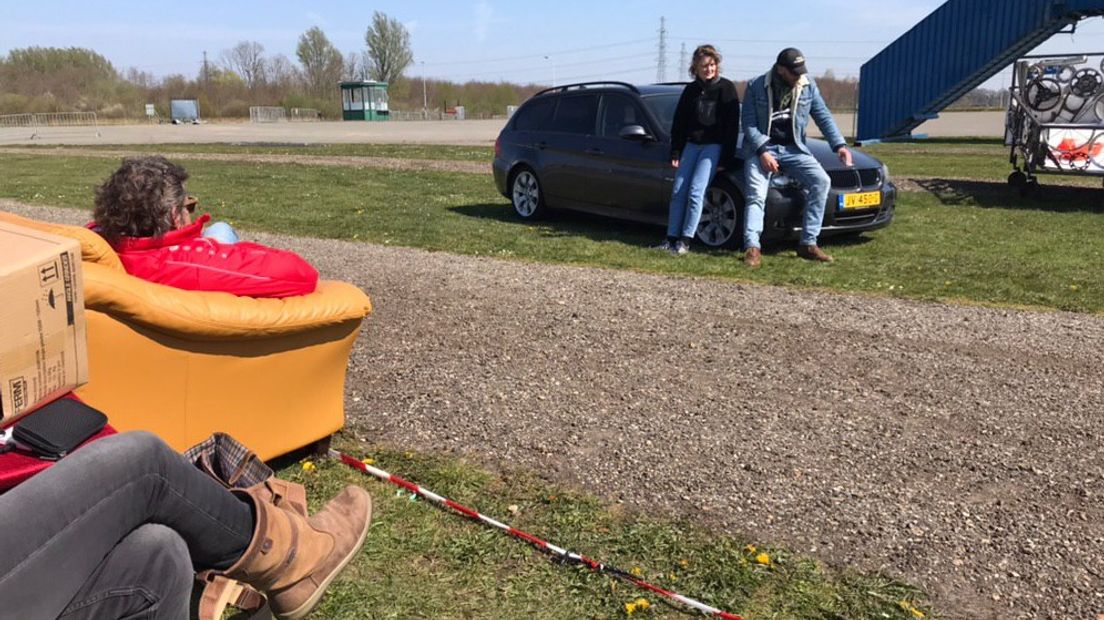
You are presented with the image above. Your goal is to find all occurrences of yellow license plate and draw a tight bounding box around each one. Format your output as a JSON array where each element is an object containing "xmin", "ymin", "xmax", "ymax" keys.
[{"xmin": 840, "ymin": 191, "xmax": 881, "ymax": 210}]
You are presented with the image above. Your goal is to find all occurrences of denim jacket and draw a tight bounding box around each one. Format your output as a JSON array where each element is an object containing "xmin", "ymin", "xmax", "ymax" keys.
[{"xmin": 741, "ymin": 70, "xmax": 846, "ymax": 158}]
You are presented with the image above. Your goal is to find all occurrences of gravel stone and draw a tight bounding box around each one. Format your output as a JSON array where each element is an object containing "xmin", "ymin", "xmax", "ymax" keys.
[{"xmin": 7, "ymin": 200, "xmax": 1102, "ymax": 620}]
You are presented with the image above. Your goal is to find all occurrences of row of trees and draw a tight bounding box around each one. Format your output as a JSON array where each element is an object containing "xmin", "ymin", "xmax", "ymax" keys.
[{"xmin": 0, "ymin": 19, "xmax": 1008, "ymax": 121}]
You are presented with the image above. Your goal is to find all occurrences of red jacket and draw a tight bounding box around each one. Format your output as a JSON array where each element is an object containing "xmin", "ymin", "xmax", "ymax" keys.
[{"xmin": 104, "ymin": 215, "xmax": 318, "ymax": 298}]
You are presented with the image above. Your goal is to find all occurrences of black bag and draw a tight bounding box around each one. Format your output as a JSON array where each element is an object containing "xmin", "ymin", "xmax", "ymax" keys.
[{"xmin": 12, "ymin": 399, "xmax": 108, "ymax": 460}]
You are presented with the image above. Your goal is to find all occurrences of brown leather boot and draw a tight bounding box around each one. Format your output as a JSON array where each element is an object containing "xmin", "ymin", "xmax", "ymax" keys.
[
  {"xmin": 196, "ymin": 478, "xmax": 309, "ymax": 620},
  {"xmin": 744, "ymin": 247, "xmax": 761, "ymax": 269},
  {"xmin": 797, "ymin": 244, "xmax": 834, "ymax": 262},
  {"xmin": 253, "ymin": 477, "xmax": 308, "ymax": 517},
  {"xmin": 226, "ymin": 485, "xmax": 372, "ymax": 620}
]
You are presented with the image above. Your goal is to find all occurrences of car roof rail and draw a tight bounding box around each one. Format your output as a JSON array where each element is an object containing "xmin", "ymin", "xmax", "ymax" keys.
[
  {"xmin": 533, "ymin": 81, "xmax": 640, "ymax": 97},
  {"xmin": 654, "ymin": 81, "xmax": 691, "ymax": 86}
]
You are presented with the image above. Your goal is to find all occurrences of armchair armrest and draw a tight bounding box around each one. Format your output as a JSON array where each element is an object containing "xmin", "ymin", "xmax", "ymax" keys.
[
  {"xmin": 82, "ymin": 262, "xmax": 371, "ymax": 340},
  {"xmin": 0, "ymin": 211, "xmax": 124, "ymax": 270}
]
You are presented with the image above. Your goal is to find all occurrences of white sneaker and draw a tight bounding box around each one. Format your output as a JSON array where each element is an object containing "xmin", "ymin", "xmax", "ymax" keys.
[{"xmin": 673, "ymin": 240, "xmax": 690, "ymax": 255}]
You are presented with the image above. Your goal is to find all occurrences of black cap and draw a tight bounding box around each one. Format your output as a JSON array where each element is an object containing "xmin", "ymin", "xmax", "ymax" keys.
[{"xmin": 776, "ymin": 47, "xmax": 807, "ymax": 75}]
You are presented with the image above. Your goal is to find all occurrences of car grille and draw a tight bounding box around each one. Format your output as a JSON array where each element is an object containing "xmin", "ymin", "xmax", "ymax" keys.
[
  {"xmin": 829, "ymin": 168, "xmax": 882, "ymax": 189},
  {"xmin": 834, "ymin": 211, "xmax": 879, "ymax": 226}
]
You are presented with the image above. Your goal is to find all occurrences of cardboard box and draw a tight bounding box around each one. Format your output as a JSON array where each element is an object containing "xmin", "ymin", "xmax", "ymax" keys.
[{"xmin": 0, "ymin": 221, "xmax": 88, "ymax": 422}]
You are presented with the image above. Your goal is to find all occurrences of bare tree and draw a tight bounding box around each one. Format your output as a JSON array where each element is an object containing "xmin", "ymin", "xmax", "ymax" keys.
[
  {"xmin": 296, "ymin": 27, "xmax": 343, "ymax": 95},
  {"xmin": 221, "ymin": 41, "xmax": 266, "ymax": 88},
  {"xmin": 344, "ymin": 51, "xmax": 363, "ymax": 81},
  {"xmin": 267, "ymin": 54, "xmax": 300, "ymax": 89},
  {"xmin": 364, "ymin": 11, "xmax": 413, "ymax": 83}
]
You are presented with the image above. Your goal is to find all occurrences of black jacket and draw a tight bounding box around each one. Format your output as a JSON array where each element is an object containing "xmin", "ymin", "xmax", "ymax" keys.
[{"xmin": 669, "ymin": 76, "xmax": 740, "ymax": 162}]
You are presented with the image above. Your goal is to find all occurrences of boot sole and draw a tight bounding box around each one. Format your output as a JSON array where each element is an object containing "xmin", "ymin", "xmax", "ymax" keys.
[{"xmin": 275, "ymin": 493, "xmax": 373, "ymax": 620}]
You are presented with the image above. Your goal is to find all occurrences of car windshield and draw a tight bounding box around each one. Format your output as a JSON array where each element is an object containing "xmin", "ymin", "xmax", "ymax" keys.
[{"xmin": 641, "ymin": 93, "xmax": 680, "ymax": 133}]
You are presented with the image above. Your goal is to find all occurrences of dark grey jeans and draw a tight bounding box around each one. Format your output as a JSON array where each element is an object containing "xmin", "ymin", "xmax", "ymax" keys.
[{"xmin": 0, "ymin": 431, "xmax": 254, "ymax": 619}]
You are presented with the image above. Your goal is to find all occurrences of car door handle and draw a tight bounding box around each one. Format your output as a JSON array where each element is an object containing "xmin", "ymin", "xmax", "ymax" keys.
[
  {"xmin": 535, "ymin": 141, "xmax": 547, "ymax": 150},
  {"xmin": 585, "ymin": 148, "xmax": 604, "ymax": 155}
]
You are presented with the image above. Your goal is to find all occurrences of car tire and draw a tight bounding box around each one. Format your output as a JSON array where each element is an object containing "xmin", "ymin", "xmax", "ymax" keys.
[
  {"xmin": 1008, "ymin": 170, "xmax": 1027, "ymax": 188},
  {"xmin": 510, "ymin": 167, "xmax": 546, "ymax": 219},
  {"xmin": 696, "ymin": 180, "xmax": 742, "ymax": 249}
]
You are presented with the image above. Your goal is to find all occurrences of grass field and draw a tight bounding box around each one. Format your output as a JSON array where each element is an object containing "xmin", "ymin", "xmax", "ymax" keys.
[
  {"xmin": 0, "ymin": 139, "xmax": 1100, "ymax": 313},
  {"xmin": 268, "ymin": 440, "xmax": 931, "ymax": 620}
]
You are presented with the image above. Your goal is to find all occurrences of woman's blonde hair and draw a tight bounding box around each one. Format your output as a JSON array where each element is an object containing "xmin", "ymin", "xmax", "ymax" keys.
[{"xmin": 689, "ymin": 44, "xmax": 722, "ymax": 78}]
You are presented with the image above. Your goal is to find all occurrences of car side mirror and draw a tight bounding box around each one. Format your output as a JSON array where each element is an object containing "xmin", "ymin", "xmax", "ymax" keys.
[{"xmin": 619, "ymin": 125, "xmax": 654, "ymax": 141}]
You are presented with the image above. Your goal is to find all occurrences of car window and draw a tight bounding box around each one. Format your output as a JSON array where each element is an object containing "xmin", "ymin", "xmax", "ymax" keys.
[
  {"xmin": 641, "ymin": 93, "xmax": 680, "ymax": 133},
  {"xmin": 598, "ymin": 94, "xmax": 646, "ymax": 138},
  {"xmin": 549, "ymin": 95, "xmax": 598, "ymax": 134},
  {"xmin": 512, "ymin": 97, "xmax": 556, "ymax": 131}
]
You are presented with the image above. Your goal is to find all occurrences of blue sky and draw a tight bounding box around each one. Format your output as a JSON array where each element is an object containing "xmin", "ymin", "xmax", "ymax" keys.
[{"xmin": 2, "ymin": 1, "xmax": 1103, "ymax": 88}]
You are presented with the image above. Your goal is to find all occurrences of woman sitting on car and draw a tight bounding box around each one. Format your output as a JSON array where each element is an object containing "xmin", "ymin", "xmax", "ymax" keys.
[{"xmin": 659, "ymin": 44, "xmax": 740, "ymax": 255}]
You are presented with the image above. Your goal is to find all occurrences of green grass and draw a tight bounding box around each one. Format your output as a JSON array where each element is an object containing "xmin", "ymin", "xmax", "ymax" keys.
[
  {"xmin": 5, "ymin": 142, "xmax": 493, "ymax": 161},
  {"xmin": 1, "ymin": 151, "xmax": 1100, "ymax": 313},
  {"xmin": 260, "ymin": 436, "xmax": 933, "ymax": 619}
]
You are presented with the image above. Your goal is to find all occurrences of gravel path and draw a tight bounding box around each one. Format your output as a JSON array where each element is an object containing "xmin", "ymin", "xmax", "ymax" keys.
[{"xmin": 5, "ymin": 200, "xmax": 1102, "ymax": 620}]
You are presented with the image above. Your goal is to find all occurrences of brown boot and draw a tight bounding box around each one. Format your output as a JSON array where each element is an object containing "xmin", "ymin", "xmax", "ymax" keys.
[
  {"xmin": 226, "ymin": 485, "xmax": 372, "ymax": 620},
  {"xmin": 197, "ymin": 478, "xmax": 308, "ymax": 620},
  {"xmin": 253, "ymin": 477, "xmax": 308, "ymax": 517},
  {"xmin": 744, "ymin": 247, "xmax": 761, "ymax": 269},
  {"xmin": 797, "ymin": 244, "xmax": 834, "ymax": 262}
]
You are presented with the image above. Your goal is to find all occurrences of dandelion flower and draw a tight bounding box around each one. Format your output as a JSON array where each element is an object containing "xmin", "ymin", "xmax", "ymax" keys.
[
  {"xmin": 301, "ymin": 461, "xmax": 316, "ymax": 472},
  {"xmin": 744, "ymin": 544, "xmax": 757, "ymax": 554},
  {"xmin": 362, "ymin": 457, "xmax": 375, "ymax": 465},
  {"xmin": 635, "ymin": 598, "xmax": 650, "ymax": 610},
  {"xmin": 624, "ymin": 602, "xmax": 637, "ymax": 615},
  {"xmin": 630, "ymin": 566, "xmax": 643, "ymax": 577},
  {"xmin": 755, "ymin": 552, "xmax": 771, "ymax": 565}
]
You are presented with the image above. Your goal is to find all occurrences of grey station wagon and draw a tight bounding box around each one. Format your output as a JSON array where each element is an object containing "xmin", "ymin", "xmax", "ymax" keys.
[{"xmin": 492, "ymin": 82, "xmax": 895, "ymax": 248}]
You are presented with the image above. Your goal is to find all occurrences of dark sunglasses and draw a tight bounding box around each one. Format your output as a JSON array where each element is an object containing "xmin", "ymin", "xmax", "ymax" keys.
[{"xmin": 182, "ymin": 196, "xmax": 197, "ymax": 213}]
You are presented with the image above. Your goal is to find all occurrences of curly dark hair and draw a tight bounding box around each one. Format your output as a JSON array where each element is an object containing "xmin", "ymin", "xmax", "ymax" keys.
[{"xmin": 93, "ymin": 156, "xmax": 189, "ymax": 242}]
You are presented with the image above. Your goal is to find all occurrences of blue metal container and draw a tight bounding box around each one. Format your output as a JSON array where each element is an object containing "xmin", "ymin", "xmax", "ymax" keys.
[{"xmin": 857, "ymin": 0, "xmax": 1104, "ymax": 142}]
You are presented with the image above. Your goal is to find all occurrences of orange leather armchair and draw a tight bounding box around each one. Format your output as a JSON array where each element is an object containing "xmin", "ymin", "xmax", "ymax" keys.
[{"xmin": 0, "ymin": 211, "xmax": 371, "ymax": 460}]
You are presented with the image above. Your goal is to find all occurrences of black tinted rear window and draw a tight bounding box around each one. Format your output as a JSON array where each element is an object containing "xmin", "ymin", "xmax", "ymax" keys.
[
  {"xmin": 513, "ymin": 97, "xmax": 555, "ymax": 131},
  {"xmin": 549, "ymin": 95, "xmax": 598, "ymax": 134}
]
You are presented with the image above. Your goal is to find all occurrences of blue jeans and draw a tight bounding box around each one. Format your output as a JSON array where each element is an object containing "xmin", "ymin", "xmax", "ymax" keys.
[
  {"xmin": 0, "ymin": 432, "xmax": 254, "ymax": 619},
  {"xmin": 202, "ymin": 221, "xmax": 240, "ymax": 244},
  {"xmin": 667, "ymin": 142, "xmax": 722, "ymax": 240},
  {"xmin": 743, "ymin": 144, "xmax": 832, "ymax": 248}
]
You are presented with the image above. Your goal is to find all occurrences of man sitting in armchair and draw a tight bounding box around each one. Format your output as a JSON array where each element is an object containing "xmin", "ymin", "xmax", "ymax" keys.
[{"xmin": 92, "ymin": 155, "xmax": 318, "ymax": 298}]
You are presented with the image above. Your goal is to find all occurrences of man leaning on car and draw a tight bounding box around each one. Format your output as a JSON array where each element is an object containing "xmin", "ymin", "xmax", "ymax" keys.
[{"xmin": 741, "ymin": 48, "xmax": 853, "ymax": 268}]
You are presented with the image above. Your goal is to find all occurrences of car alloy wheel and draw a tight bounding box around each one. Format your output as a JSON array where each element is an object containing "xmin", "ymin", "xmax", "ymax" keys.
[
  {"xmin": 697, "ymin": 185, "xmax": 739, "ymax": 248},
  {"xmin": 511, "ymin": 169, "xmax": 543, "ymax": 218}
]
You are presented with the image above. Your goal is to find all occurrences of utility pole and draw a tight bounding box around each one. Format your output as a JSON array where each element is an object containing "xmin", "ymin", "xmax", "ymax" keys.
[
  {"xmin": 543, "ymin": 55, "xmax": 556, "ymax": 87},
  {"xmin": 421, "ymin": 61, "xmax": 428, "ymax": 120},
  {"xmin": 202, "ymin": 51, "xmax": 209, "ymax": 89},
  {"xmin": 678, "ymin": 43, "xmax": 687, "ymax": 78},
  {"xmin": 656, "ymin": 17, "xmax": 668, "ymax": 83}
]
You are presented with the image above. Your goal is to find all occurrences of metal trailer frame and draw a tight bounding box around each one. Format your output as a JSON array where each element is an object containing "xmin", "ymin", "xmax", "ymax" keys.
[{"xmin": 1005, "ymin": 52, "xmax": 1104, "ymax": 193}]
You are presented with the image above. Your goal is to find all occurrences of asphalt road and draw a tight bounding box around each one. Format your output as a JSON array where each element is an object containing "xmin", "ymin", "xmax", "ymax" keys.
[{"xmin": 0, "ymin": 112, "xmax": 1008, "ymax": 146}]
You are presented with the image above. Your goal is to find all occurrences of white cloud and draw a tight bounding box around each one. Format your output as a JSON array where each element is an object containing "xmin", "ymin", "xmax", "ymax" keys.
[{"xmin": 474, "ymin": 1, "xmax": 493, "ymax": 43}]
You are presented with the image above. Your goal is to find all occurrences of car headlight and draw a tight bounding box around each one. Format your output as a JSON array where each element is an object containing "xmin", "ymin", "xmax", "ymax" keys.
[{"xmin": 881, "ymin": 163, "xmax": 890, "ymax": 183}]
